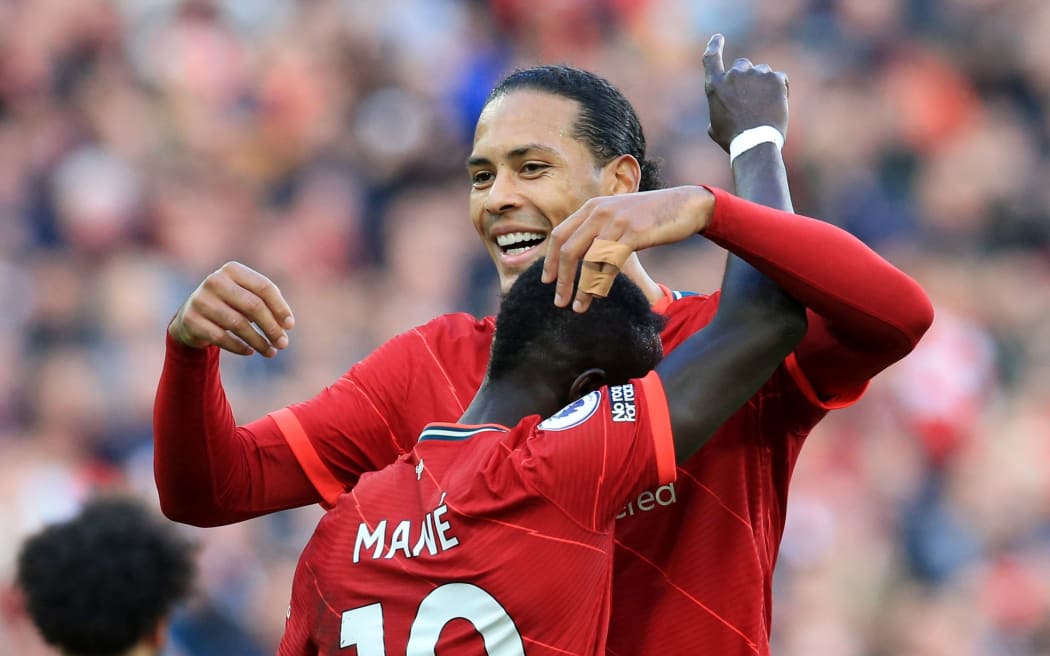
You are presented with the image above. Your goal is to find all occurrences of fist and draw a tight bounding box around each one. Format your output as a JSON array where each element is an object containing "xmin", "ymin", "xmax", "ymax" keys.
[
  {"xmin": 169, "ymin": 261, "xmax": 294, "ymax": 357},
  {"xmin": 703, "ymin": 34, "xmax": 789, "ymax": 153}
]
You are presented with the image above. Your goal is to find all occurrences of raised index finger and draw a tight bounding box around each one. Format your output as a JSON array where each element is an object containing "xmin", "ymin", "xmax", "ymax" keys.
[{"xmin": 703, "ymin": 34, "xmax": 726, "ymax": 85}]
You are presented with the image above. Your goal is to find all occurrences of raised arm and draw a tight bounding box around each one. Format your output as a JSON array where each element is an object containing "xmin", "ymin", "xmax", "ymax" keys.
[
  {"xmin": 154, "ymin": 262, "xmax": 422, "ymax": 526},
  {"xmin": 702, "ymin": 35, "xmax": 932, "ymax": 403},
  {"xmin": 656, "ymin": 244, "xmax": 806, "ymax": 462},
  {"xmin": 155, "ymin": 262, "xmax": 315, "ymax": 525},
  {"xmin": 544, "ymin": 48, "xmax": 931, "ymax": 408}
]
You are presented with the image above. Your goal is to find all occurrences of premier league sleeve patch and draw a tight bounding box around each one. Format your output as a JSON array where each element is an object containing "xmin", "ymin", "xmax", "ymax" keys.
[
  {"xmin": 538, "ymin": 390, "xmax": 602, "ymax": 431},
  {"xmin": 609, "ymin": 383, "xmax": 637, "ymax": 422}
]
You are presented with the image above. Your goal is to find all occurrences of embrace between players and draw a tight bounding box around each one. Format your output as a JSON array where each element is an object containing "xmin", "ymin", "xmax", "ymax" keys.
[{"xmin": 155, "ymin": 35, "xmax": 933, "ymax": 655}]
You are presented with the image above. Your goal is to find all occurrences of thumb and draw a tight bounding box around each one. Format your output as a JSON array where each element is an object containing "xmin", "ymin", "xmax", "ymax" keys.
[{"xmin": 703, "ymin": 34, "xmax": 726, "ymax": 85}]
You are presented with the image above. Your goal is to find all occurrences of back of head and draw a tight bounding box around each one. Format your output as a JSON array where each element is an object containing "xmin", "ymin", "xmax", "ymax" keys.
[
  {"xmin": 489, "ymin": 260, "xmax": 665, "ymax": 388},
  {"xmin": 16, "ymin": 495, "xmax": 196, "ymax": 656},
  {"xmin": 487, "ymin": 65, "xmax": 663, "ymax": 192}
]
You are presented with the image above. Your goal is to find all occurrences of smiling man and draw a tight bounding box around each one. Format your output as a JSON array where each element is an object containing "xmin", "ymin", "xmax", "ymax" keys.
[
  {"xmin": 467, "ymin": 72, "xmax": 666, "ymax": 302},
  {"xmin": 155, "ymin": 36, "xmax": 933, "ymax": 654}
]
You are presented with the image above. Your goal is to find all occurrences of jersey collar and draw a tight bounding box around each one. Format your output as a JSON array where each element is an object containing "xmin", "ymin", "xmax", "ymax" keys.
[{"xmin": 418, "ymin": 422, "xmax": 510, "ymax": 442}]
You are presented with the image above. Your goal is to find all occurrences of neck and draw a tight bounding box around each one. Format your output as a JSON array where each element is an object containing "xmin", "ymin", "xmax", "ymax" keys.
[
  {"xmin": 620, "ymin": 254, "xmax": 664, "ymax": 305},
  {"xmin": 459, "ymin": 376, "xmax": 566, "ymax": 427}
]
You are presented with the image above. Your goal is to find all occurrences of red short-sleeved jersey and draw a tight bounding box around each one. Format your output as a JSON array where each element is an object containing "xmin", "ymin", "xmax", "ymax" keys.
[
  {"xmin": 267, "ymin": 287, "xmax": 864, "ymax": 655},
  {"xmin": 279, "ymin": 373, "xmax": 676, "ymax": 656}
]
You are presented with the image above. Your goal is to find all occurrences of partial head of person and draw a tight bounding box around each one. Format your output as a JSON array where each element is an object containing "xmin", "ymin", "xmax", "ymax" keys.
[
  {"xmin": 486, "ymin": 259, "xmax": 664, "ymax": 415},
  {"xmin": 16, "ymin": 495, "xmax": 196, "ymax": 656},
  {"xmin": 469, "ymin": 65, "xmax": 664, "ymax": 293}
]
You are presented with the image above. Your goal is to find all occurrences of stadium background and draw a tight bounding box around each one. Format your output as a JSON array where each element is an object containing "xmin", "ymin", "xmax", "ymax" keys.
[{"xmin": 0, "ymin": 0, "xmax": 1048, "ymax": 653}]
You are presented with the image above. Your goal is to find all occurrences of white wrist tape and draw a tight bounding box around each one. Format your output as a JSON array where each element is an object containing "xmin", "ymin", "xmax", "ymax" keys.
[{"xmin": 729, "ymin": 126, "xmax": 785, "ymax": 164}]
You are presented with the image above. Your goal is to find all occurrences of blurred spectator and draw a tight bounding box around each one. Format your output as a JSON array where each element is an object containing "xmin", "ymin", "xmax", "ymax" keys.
[{"xmin": 14, "ymin": 495, "xmax": 195, "ymax": 655}]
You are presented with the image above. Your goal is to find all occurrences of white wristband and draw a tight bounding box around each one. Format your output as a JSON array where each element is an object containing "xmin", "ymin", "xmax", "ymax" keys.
[{"xmin": 729, "ymin": 126, "xmax": 785, "ymax": 164}]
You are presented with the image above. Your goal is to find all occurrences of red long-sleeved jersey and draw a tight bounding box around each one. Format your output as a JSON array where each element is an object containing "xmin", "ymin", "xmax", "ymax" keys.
[{"xmin": 154, "ymin": 188, "xmax": 934, "ymax": 655}]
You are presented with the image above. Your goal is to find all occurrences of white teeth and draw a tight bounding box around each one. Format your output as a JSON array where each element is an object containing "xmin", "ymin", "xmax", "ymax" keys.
[{"xmin": 495, "ymin": 232, "xmax": 545, "ymax": 248}]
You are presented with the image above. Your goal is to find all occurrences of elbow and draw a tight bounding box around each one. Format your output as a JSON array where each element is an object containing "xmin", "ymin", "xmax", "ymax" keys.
[
  {"xmin": 156, "ymin": 486, "xmax": 217, "ymax": 528},
  {"xmin": 777, "ymin": 302, "xmax": 809, "ymax": 349},
  {"xmin": 905, "ymin": 290, "xmax": 935, "ymax": 348},
  {"xmin": 158, "ymin": 496, "xmax": 196, "ymax": 526},
  {"xmin": 759, "ymin": 296, "xmax": 809, "ymax": 354},
  {"xmin": 739, "ymin": 299, "xmax": 808, "ymax": 362},
  {"xmin": 891, "ymin": 283, "xmax": 936, "ymax": 357}
]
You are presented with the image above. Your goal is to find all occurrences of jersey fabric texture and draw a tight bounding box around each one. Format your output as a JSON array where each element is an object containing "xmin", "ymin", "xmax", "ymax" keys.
[
  {"xmin": 155, "ymin": 188, "xmax": 935, "ymax": 654},
  {"xmin": 271, "ymin": 292, "xmax": 848, "ymax": 655},
  {"xmin": 279, "ymin": 373, "xmax": 675, "ymax": 655}
]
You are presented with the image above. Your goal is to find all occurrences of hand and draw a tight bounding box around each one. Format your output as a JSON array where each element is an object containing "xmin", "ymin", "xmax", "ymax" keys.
[
  {"xmin": 169, "ymin": 261, "xmax": 295, "ymax": 357},
  {"xmin": 541, "ymin": 186, "xmax": 715, "ymax": 312},
  {"xmin": 703, "ymin": 34, "xmax": 789, "ymax": 153}
]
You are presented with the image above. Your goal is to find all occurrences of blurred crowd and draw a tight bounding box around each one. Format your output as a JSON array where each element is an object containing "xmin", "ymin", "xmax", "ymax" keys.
[{"xmin": 0, "ymin": 0, "xmax": 1048, "ymax": 654}]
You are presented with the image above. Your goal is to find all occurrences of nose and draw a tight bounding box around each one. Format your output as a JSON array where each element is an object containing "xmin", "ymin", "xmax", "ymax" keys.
[{"xmin": 483, "ymin": 170, "xmax": 523, "ymax": 216}]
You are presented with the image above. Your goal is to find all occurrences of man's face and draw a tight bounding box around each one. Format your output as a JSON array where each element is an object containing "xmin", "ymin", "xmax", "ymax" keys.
[{"xmin": 468, "ymin": 90, "xmax": 606, "ymax": 293}]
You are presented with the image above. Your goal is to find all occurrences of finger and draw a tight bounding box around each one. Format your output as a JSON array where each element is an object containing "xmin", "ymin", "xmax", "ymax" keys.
[
  {"xmin": 212, "ymin": 330, "xmax": 256, "ymax": 357},
  {"xmin": 186, "ymin": 315, "xmax": 254, "ymax": 356},
  {"xmin": 195, "ymin": 297, "xmax": 276, "ymax": 356},
  {"xmin": 543, "ymin": 206, "xmax": 589, "ymax": 285},
  {"xmin": 731, "ymin": 57, "xmax": 753, "ymax": 73},
  {"xmin": 218, "ymin": 277, "xmax": 290, "ymax": 349},
  {"xmin": 552, "ymin": 214, "xmax": 605, "ymax": 308},
  {"xmin": 572, "ymin": 282, "xmax": 596, "ymax": 314},
  {"xmin": 703, "ymin": 34, "xmax": 726, "ymax": 85},
  {"xmin": 754, "ymin": 63, "xmax": 773, "ymax": 74},
  {"xmin": 569, "ymin": 222, "xmax": 630, "ymax": 314},
  {"xmin": 224, "ymin": 262, "xmax": 295, "ymax": 330},
  {"xmin": 776, "ymin": 71, "xmax": 790, "ymax": 97}
]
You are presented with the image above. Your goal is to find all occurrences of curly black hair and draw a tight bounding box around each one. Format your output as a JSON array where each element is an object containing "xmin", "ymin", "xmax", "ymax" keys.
[
  {"xmin": 16, "ymin": 495, "xmax": 196, "ymax": 656},
  {"xmin": 489, "ymin": 259, "xmax": 665, "ymax": 387},
  {"xmin": 487, "ymin": 65, "xmax": 664, "ymax": 192}
]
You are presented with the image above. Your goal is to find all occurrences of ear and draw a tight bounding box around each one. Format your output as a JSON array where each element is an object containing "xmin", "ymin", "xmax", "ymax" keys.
[
  {"xmin": 569, "ymin": 368, "xmax": 607, "ymax": 402},
  {"xmin": 146, "ymin": 617, "xmax": 169, "ymax": 653},
  {"xmin": 600, "ymin": 154, "xmax": 641, "ymax": 195}
]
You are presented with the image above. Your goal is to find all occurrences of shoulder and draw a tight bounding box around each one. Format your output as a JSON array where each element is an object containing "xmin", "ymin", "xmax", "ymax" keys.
[
  {"xmin": 657, "ymin": 290, "xmax": 720, "ymax": 349},
  {"xmin": 660, "ymin": 289, "xmax": 717, "ymax": 314},
  {"xmin": 400, "ymin": 312, "xmax": 496, "ymax": 355},
  {"xmin": 415, "ymin": 312, "xmax": 496, "ymax": 339},
  {"xmin": 373, "ymin": 312, "xmax": 495, "ymax": 363}
]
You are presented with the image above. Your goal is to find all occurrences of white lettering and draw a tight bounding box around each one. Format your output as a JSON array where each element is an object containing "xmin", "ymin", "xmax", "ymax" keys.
[
  {"xmin": 354, "ymin": 520, "xmax": 387, "ymax": 563},
  {"xmin": 433, "ymin": 503, "xmax": 459, "ymax": 550},
  {"xmin": 353, "ymin": 494, "xmax": 461, "ymax": 563},
  {"xmin": 609, "ymin": 384, "xmax": 637, "ymax": 422},
  {"xmin": 655, "ymin": 482, "xmax": 677, "ymax": 506},
  {"xmin": 636, "ymin": 489, "xmax": 655, "ymax": 511},
  {"xmin": 384, "ymin": 520, "xmax": 412, "ymax": 559},
  {"xmin": 412, "ymin": 512, "xmax": 437, "ymax": 557},
  {"xmin": 616, "ymin": 483, "xmax": 677, "ymax": 520}
]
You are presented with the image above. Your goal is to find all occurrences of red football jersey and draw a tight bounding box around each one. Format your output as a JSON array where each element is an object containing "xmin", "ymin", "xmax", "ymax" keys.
[
  {"xmin": 279, "ymin": 373, "xmax": 676, "ymax": 656},
  {"xmin": 267, "ymin": 288, "xmax": 864, "ymax": 655}
]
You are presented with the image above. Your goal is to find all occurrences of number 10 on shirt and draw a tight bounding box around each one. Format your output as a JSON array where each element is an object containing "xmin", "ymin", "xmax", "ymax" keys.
[{"xmin": 340, "ymin": 583, "xmax": 525, "ymax": 655}]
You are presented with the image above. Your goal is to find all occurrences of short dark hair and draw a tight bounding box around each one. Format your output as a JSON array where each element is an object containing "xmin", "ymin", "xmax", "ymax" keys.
[
  {"xmin": 16, "ymin": 496, "xmax": 196, "ymax": 656},
  {"xmin": 489, "ymin": 260, "xmax": 665, "ymax": 387},
  {"xmin": 487, "ymin": 65, "xmax": 663, "ymax": 192}
]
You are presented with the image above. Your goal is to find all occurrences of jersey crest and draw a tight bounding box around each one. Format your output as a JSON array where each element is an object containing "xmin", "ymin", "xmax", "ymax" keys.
[{"xmin": 538, "ymin": 390, "xmax": 601, "ymax": 431}]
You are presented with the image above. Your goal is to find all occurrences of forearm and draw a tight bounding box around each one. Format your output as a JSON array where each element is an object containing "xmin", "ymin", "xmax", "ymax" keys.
[
  {"xmin": 668, "ymin": 144, "xmax": 806, "ymax": 459},
  {"xmin": 153, "ymin": 333, "xmax": 318, "ymax": 526},
  {"xmin": 661, "ymin": 290, "xmax": 805, "ymax": 461},
  {"xmin": 721, "ymin": 142, "xmax": 795, "ymax": 308},
  {"xmin": 702, "ymin": 187, "xmax": 934, "ymax": 356},
  {"xmin": 731, "ymin": 142, "xmax": 793, "ymax": 212}
]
